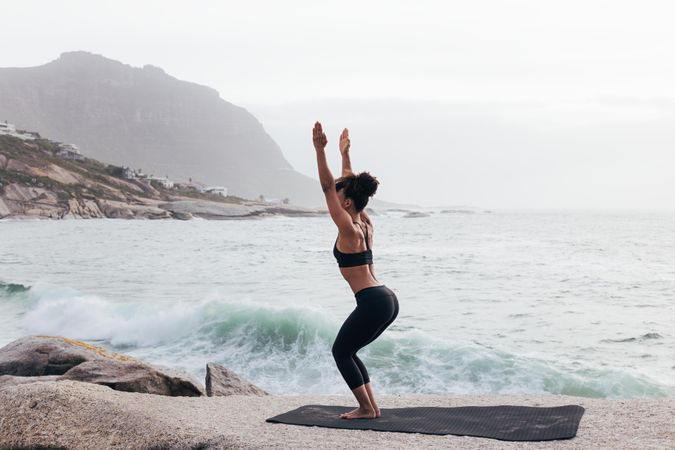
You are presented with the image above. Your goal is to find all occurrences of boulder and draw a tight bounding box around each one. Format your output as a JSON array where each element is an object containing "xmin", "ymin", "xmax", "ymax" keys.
[
  {"xmin": 0, "ymin": 336, "xmax": 205, "ymax": 397},
  {"xmin": 61, "ymin": 359, "xmax": 205, "ymax": 397},
  {"xmin": 0, "ymin": 374, "xmax": 60, "ymax": 389},
  {"xmin": 171, "ymin": 210, "xmax": 193, "ymax": 220},
  {"xmin": 65, "ymin": 198, "xmax": 105, "ymax": 218},
  {"xmin": 0, "ymin": 380, "xmax": 239, "ymax": 449},
  {"xmin": 0, "ymin": 335, "xmax": 132, "ymax": 376},
  {"xmin": 205, "ymin": 362, "xmax": 268, "ymax": 396}
]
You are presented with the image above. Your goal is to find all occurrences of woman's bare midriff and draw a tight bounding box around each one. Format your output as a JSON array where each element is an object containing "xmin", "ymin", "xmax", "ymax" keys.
[{"xmin": 339, "ymin": 265, "xmax": 383, "ymax": 294}]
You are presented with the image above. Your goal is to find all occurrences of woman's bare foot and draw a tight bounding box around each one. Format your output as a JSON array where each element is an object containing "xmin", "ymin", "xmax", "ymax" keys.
[
  {"xmin": 340, "ymin": 384, "xmax": 377, "ymax": 419},
  {"xmin": 340, "ymin": 406, "xmax": 379, "ymax": 418},
  {"xmin": 340, "ymin": 406, "xmax": 376, "ymax": 419},
  {"xmin": 339, "ymin": 407, "xmax": 360, "ymax": 418}
]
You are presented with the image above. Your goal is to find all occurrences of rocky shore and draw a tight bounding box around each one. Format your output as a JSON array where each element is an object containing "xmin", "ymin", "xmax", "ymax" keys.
[
  {"xmin": 0, "ymin": 134, "xmax": 325, "ymax": 220},
  {"xmin": 1, "ymin": 336, "xmax": 673, "ymax": 449}
]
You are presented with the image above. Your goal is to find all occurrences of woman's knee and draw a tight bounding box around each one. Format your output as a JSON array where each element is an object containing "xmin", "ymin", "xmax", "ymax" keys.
[{"xmin": 331, "ymin": 340, "xmax": 350, "ymax": 359}]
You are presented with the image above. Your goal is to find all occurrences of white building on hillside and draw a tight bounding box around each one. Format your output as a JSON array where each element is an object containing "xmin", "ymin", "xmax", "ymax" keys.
[
  {"xmin": 0, "ymin": 122, "xmax": 16, "ymax": 134},
  {"xmin": 0, "ymin": 121, "xmax": 40, "ymax": 141},
  {"xmin": 201, "ymin": 186, "xmax": 228, "ymax": 196},
  {"xmin": 121, "ymin": 167, "xmax": 136, "ymax": 179},
  {"xmin": 146, "ymin": 176, "xmax": 175, "ymax": 189},
  {"xmin": 56, "ymin": 143, "xmax": 85, "ymax": 161}
]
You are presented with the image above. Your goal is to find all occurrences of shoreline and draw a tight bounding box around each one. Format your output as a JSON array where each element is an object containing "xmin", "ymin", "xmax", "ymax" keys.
[
  {"xmin": 0, "ymin": 200, "xmax": 328, "ymax": 221},
  {"xmin": 1, "ymin": 380, "xmax": 673, "ymax": 449}
]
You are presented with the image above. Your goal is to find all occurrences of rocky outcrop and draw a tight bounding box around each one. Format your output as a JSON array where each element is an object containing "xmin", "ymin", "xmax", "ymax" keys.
[
  {"xmin": 403, "ymin": 211, "xmax": 430, "ymax": 218},
  {"xmin": 0, "ymin": 374, "xmax": 60, "ymax": 388},
  {"xmin": 65, "ymin": 198, "xmax": 105, "ymax": 218},
  {"xmin": 1, "ymin": 134, "xmax": 327, "ymax": 220},
  {"xmin": 160, "ymin": 200, "xmax": 325, "ymax": 220},
  {"xmin": 0, "ymin": 335, "xmax": 129, "ymax": 376},
  {"xmin": 61, "ymin": 359, "xmax": 205, "ymax": 397},
  {"xmin": 6, "ymin": 158, "xmax": 81, "ymax": 184},
  {"xmin": 0, "ymin": 336, "xmax": 205, "ymax": 397},
  {"xmin": 0, "ymin": 381, "xmax": 242, "ymax": 449},
  {"xmin": 205, "ymin": 362, "xmax": 268, "ymax": 397},
  {"xmin": 161, "ymin": 199, "xmax": 265, "ymax": 219}
]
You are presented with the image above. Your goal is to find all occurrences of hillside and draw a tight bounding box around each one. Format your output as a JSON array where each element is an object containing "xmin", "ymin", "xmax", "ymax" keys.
[
  {"xmin": 0, "ymin": 51, "xmax": 324, "ymax": 206},
  {"xmin": 0, "ymin": 133, "xmax": 323, "ymax": 220}
]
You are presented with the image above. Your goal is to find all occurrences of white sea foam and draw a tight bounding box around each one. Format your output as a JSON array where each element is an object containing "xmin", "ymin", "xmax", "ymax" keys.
[{"xmin": 6, "ymin": 281, "xmax": 671, "ymax": 397}]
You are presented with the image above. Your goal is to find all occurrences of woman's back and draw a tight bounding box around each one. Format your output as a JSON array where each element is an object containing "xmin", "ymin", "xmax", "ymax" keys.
[{"xmin": 333, "ymin": 214, "xmax": 381, "ymax": 293}]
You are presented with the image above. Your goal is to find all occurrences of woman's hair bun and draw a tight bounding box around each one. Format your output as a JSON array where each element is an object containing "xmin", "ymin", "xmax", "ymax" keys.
[
  {"xmin": 355, "ymin": 171, "xmax": 379, "ymax": 197},
  {"xmin": 337, "ymin": 171, "xmax": 379, "ymax": 211}
]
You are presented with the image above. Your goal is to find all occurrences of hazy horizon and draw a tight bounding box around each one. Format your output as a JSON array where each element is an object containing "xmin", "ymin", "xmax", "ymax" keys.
[{"xmin": 2, "ymin": 0, "xmax": 674, "ymax": 209}]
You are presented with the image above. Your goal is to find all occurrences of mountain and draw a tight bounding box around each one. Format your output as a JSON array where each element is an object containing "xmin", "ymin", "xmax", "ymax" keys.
[{"xmin": 0, "ymin": 51, "xmax": 324, "ymax": 206}]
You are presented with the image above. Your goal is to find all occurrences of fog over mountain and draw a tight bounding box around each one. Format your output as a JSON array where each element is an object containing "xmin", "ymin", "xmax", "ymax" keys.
[
  {"xmin": 249, "ymin": 98, "xmax": 675, "ymax": 209},
  {"xmin": 2, "ymin": 52, "xmax": 674, "ymax": 210},
  {"xmin": 0, "ymin": 52, "xmax": 324, "ymax": 206}
]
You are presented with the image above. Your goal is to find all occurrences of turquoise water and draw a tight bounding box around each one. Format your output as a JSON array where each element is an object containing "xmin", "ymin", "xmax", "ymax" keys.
[{"xmin": 1, "ymin": 211, "xmax": 674, "ymax": 397}]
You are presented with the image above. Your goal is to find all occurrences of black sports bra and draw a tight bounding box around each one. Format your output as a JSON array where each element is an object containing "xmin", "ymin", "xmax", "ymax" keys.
[{"xmin": 333, "ymin": 222, "xmax": 373, "ymax": 268}]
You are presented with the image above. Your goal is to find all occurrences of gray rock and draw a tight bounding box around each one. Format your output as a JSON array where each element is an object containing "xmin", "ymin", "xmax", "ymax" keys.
[
  {"xmin": 65, "ymin": 198, "xmax": 104, "ymax": 218},
  {"xmin": 0, "ymin": 336, "xmax": 204, "ymax": 397},
  {"xmin": 0, "ymin": 335, "xmax": 128, "ymax": 376},
  {"xmin": 205, "ymin": 362, "xmax": 268, "ymax": 396},
  {"xmin": 0, "ymin": 374, "xmax": 60, "ymax": 389},
  {"xmin": 0, "ymin": 380, "xmax": 243, "ymax": 449},
  {"xmin": 171, "ymin": 210, "xmax": 193, "ymax": 220},
  {"xmin": 161, "ymin": 199, "xmax": 261, "ymax": 219},
  {"xmin": 403, "ymin": 211, "xmax": 430, "ymax": 218},
  {"xmin": 61, "ymin": 359, "xmax": 205, "ymax": 397}
]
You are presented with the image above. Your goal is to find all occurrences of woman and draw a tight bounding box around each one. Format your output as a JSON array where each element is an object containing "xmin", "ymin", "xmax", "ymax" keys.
[{"xmin": 312, "ymin": 121, "xmax": 400, "ymax": 420}]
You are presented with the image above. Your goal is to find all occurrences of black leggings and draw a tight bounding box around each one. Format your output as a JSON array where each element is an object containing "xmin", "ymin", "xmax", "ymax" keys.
[{"xmin": 331, "ymin": 285, "xmax": 399, "ymax": 390}]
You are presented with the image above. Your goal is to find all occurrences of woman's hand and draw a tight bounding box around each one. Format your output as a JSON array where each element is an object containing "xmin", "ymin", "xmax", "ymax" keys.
[
  {"xmin": 339, "ymin": 128, "xmax": 350, "ymax": 155},
  {"xmin": 313, "ymin": 121, "xmax": 328, "ymax": 151}
]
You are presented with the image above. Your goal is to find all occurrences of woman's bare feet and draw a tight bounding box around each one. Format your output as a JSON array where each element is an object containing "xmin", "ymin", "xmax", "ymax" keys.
[
  {"xmin": 364, "ymin": 383, "xmax": 381, "ymax": 417},
  {"xmin": 339, "ymin": 384, "xmax": 378, "ymax": 419},
  {"xmin": 340, "ymin": 405, "xmax": 380, "ymax": 418},
  {"xmin": 340, "ymin": 406, "xmax": 376, "ymax": 419}
]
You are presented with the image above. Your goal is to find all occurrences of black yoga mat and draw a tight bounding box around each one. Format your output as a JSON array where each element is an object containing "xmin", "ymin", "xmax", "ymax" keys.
[{"xmin": 266, "ymin": 404, "xmax": 585, "ymax": 441}]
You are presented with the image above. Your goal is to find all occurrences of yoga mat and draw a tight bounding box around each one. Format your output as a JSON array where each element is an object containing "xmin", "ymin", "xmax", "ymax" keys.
[{"xmin": 266, "ymin": 404, "xmax": 585, "ymax": 441}]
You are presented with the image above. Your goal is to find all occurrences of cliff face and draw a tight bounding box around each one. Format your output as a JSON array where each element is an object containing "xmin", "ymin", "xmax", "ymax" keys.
[{"xmin": 0, "ymin": 51, "xmax": 322, "ymax": 206}]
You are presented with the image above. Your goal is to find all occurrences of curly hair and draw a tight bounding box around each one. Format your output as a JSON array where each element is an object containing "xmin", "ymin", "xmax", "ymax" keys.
[{"xmin": 335, "ymin": 171, "xmax": 379, "ymax": 212}]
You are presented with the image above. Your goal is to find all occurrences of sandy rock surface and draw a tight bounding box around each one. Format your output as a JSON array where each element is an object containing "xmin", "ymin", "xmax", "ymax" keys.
[{"xmin": 0, "ymin": 380, "xmax": 673, "ymax": 450}]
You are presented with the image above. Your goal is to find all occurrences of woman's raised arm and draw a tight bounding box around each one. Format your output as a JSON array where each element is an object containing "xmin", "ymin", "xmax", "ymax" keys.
[
  {"xmin": 313, "ymin": 121, "xmax": 334, "ymax": 191},
  {"xmin": 339, "ymin": 128, "xmax": 354, "ymax": 178},
  {"xmin": 313, "ymin": 122, "xmax": 354, "ymax": 233}
]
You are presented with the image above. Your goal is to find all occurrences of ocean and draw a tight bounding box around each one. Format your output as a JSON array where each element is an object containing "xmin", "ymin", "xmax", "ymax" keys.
[{"xmin": 1, "ymin": 210, "xmax": 673, "ymax": 398}]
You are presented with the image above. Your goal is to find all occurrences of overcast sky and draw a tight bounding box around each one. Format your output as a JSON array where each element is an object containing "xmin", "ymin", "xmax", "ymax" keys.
[{"xmin": 2, "ymin": 0, "xmax": 674, "ymax": 208}]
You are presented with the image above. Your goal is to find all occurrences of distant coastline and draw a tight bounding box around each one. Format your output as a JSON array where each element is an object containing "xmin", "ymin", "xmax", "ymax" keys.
[{"xmin": 0, "ymin": 131, "xmax": 325, "ymax": 220}]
